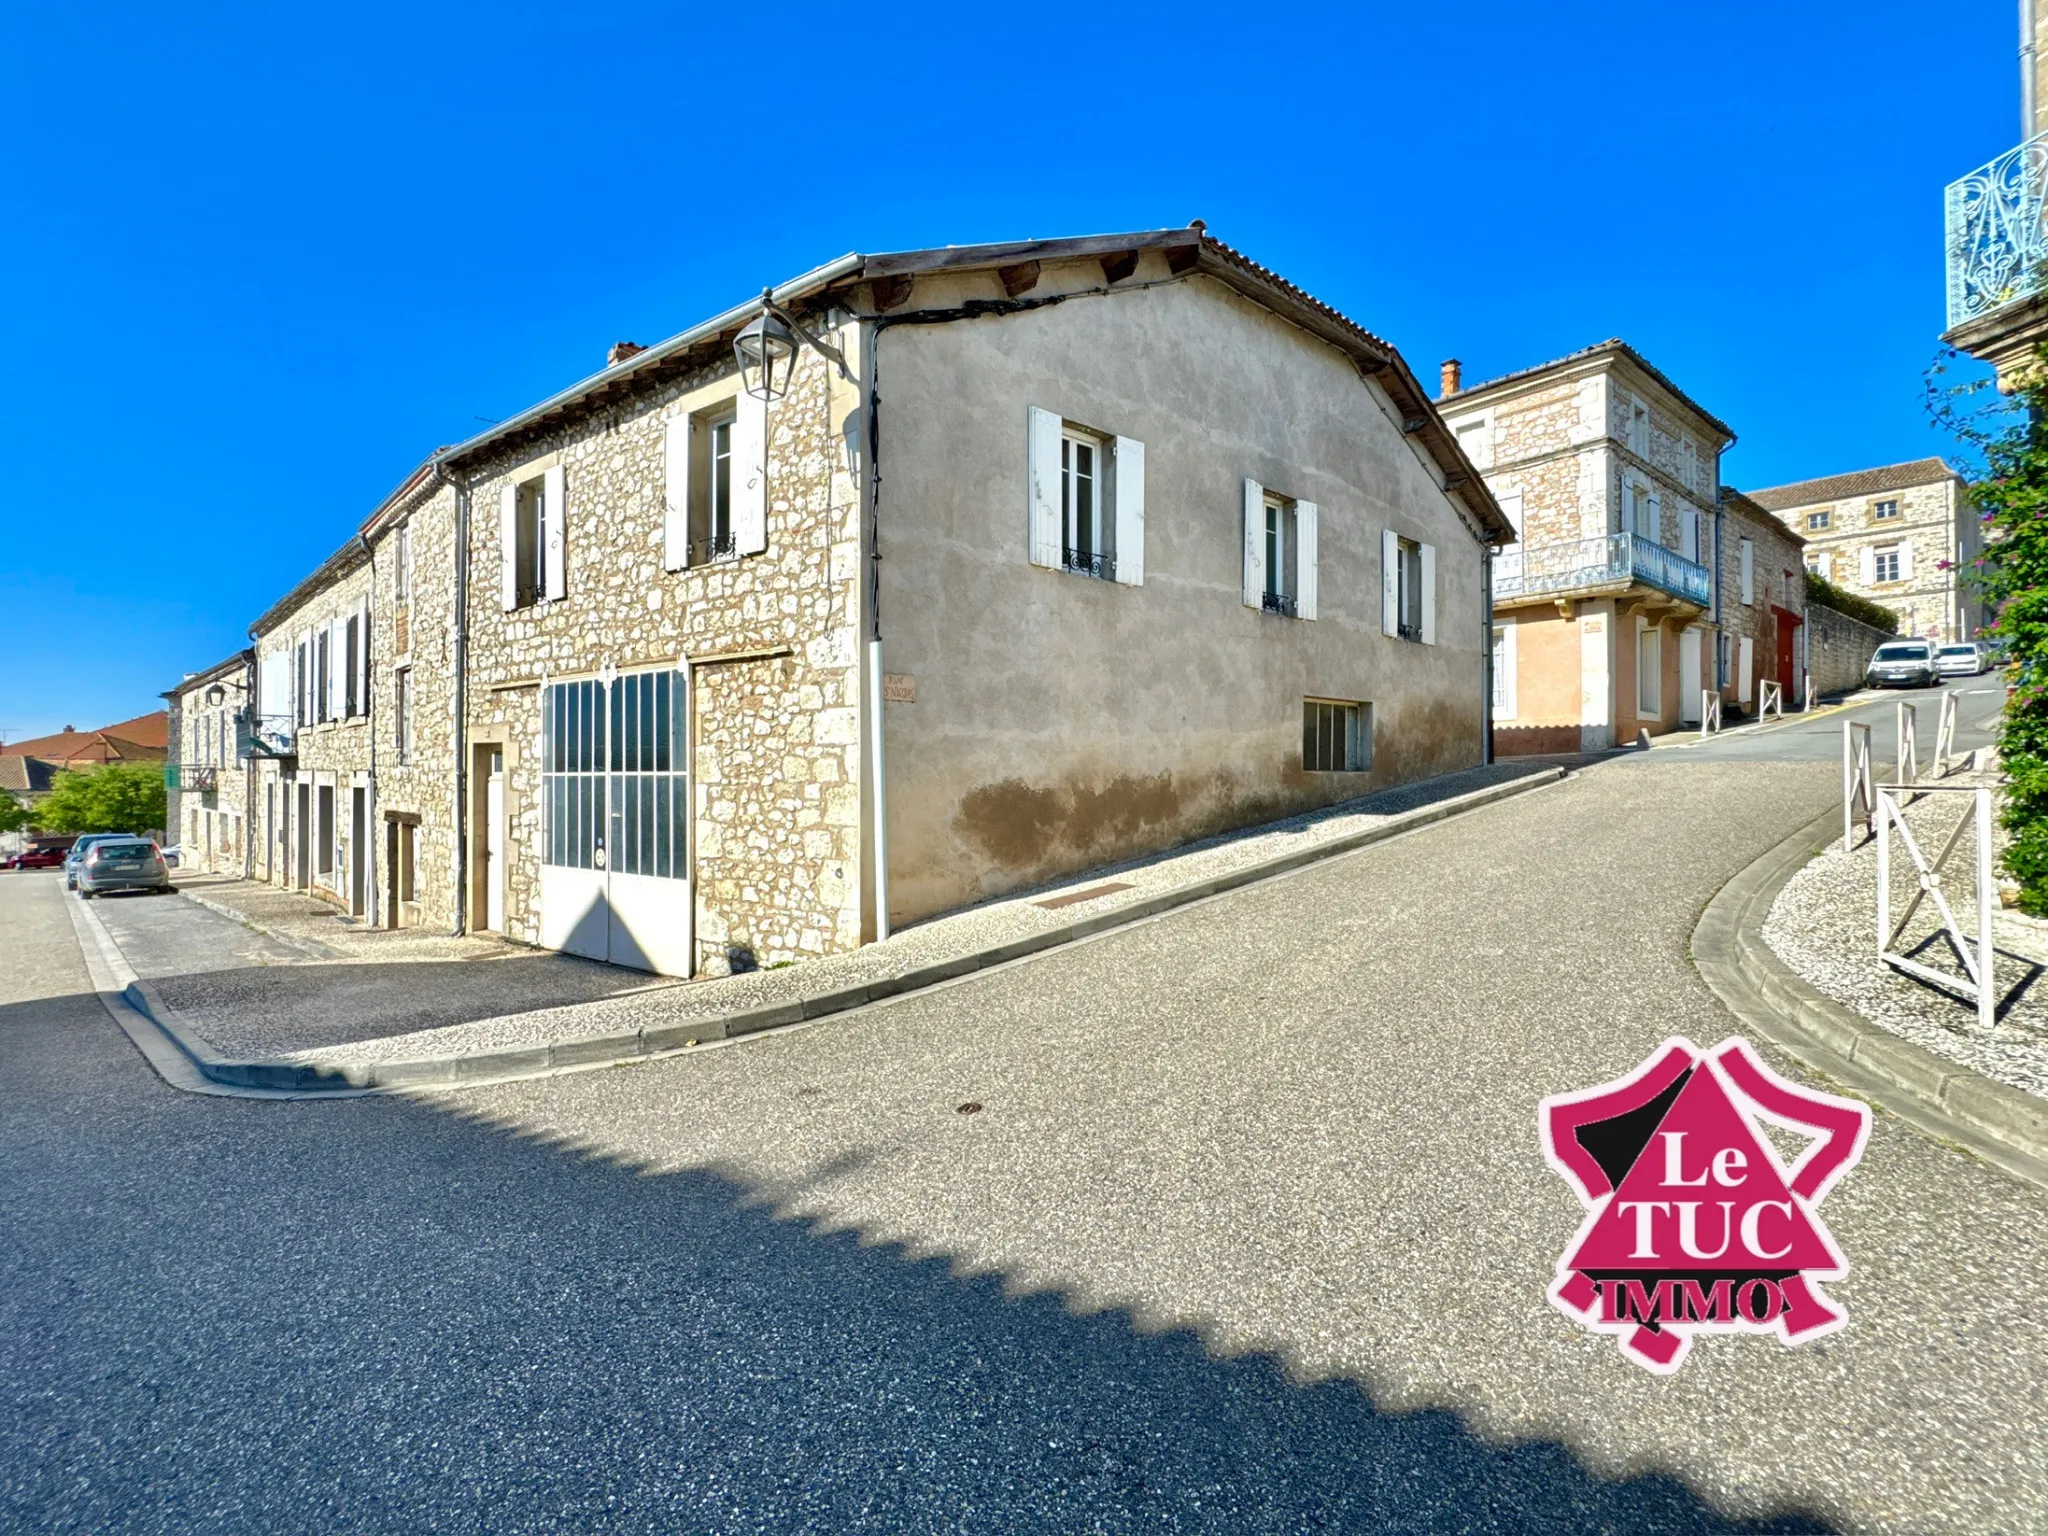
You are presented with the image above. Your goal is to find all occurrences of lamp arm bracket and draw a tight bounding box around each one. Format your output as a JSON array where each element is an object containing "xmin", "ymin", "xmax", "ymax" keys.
[{"xmin": 769, "ymin": 301, "xmax": 853, "ymax": 381}]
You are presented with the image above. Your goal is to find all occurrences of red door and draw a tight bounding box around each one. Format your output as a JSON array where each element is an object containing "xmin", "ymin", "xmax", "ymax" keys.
[{"xmin": 1776, "ymin": 612, "xmax": 1797, "ymax": 691}]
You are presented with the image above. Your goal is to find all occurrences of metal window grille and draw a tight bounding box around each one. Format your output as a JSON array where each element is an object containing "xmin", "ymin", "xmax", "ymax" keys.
[
  {"xmin": 1302, "ymin": 699, "xmax": 1366, "ymax": 772},
  {"xmin": 542, "ymin": 671, "xmax": 689, "ymax": 881}
]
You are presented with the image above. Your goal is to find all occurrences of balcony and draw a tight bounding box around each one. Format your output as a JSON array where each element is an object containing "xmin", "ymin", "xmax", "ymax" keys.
[
  {"xmin": 1493, "ymin": 531, "xmax": 1711, "ymax": 609},
  {"xmin": 168, "ymin": 764, "xmax": 218, "ymax": 793},
  {"xmin": 239, "ymin": 712, "xmax": 297, "ymax": 760},
  {"xmin": 1945, "ymin": 132, "xmax": 2048, "ymax": 328}
]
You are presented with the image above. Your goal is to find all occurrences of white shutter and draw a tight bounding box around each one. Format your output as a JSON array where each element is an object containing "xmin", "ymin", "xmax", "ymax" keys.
[
  {"xmin": 1381, "ymin": 527, "xmax": 1399, "ymax": 636},
  {"xmin": 542, "ymin": 463, "xmax": 567, "ymax": 600},
  {"xmin": 1859, "ymin": 545, "xmax": 1876, "ymax": 585},
  {"xmin": 1646, "ymin": 488, "xmax": 1662, "ymax": 544},
  {"xmin": 663, "ymin": 414, "xmax": 691, "ymax": 571},
  {"xmin": 1112, "ymin": 435, "xmax": 1144, "ymax": 586},
  {"xmin": 1679, "ymin": 506, "xmax": 1699, "ymax": 562},
  {"xmin": 1419, "ymin": 541, "xmax": 1437, "ymax": 645},
  {"xmin": 733, "ymin": 390, "xmax": 767, "ymax": 556},
  {"xmin": 1738, "ymin": 636, "xmax": 1755, "ymax": 703},
  {"xmin": 1898, "ymin": 541, "xmax": 1914, "ymax": 581},
  {"xmin": 1495, "ymin": 620, "xmax": 1519, "ymax": 720},
  {"xmin": 1739, "ymin": 539, "xmax": 1754, "ymax": 604},
  {"xmin": 1295, "ymin": 501, "xmax": 1318, "ymax": 620},
  {"xmin": 1028, "ymin": 407, "xmax": 1062, "ymax": 568},
  {"xmin": 1243, "ymin": 479, "xmax": 1266, "ymax": 608},
  {"xmin": 499, "ymin": 484, "xmax": 519, "ymax": 611},
  {"xmin": 328, "ymin": 618, "xmax": 346, "ymax": 720},
  {"xmin": 1497, "ymin": 491, "xmax": 1524, "ymax": 542}
]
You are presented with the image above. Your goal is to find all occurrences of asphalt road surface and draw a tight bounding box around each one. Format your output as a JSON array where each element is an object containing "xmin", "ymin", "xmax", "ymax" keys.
[{"xmin": 2, "ymin": 720, "xmax": 2040, "ymax": 1533}]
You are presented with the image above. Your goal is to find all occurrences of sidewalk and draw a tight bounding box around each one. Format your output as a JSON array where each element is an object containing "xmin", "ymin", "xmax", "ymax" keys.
[{"xmin": 113, "ymin": 759, "xmax": 1567, "ymax": 1091}]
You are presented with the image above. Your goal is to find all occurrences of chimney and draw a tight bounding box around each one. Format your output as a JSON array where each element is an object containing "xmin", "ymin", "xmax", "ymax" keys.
[
  {"xmin": 62, "ymin": 724, "xmax": 74, "ymax": 733},
  {"xmin": 1439, "ymin": 359, "xmax": 1462, "ymax": 399},
  {"xmin": 608, "ymin": 341, "xmax": 647, "ymax": 367}
]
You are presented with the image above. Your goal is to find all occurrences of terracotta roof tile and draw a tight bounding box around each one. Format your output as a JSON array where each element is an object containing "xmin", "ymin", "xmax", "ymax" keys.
[{"xmin": 1744, "ymin": 457, "xmax": 1961, "ymax": 511}]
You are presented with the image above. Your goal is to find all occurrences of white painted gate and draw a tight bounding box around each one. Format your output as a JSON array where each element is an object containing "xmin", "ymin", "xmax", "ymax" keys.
[{"xmin": 538, "ymin": 670, "xmax": 692, "ymax": 975}]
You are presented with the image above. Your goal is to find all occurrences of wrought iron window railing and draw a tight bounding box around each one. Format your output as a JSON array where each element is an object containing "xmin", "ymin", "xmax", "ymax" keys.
[
  {"xmin": 1492, "ymin": 531, "xmax": 1710, "ymax": 607},
  {"xmin": 1063, "ymin": 545, "xmax": 1116, "ymax": 581},
  {"xmin": 1261, "ymin": 589, "xmax": 1297, "ymax": 618},
  {"xmin": 1945, "ymin": 131, "xmax": 2048, "ymax": 328},
  {"xmin": 690, "ymin": 531, "xmax": 739, "ymax": 564},
  {"xmin": 1397, "ymin": 619, "xmax": 1422, "ymax": 642}
]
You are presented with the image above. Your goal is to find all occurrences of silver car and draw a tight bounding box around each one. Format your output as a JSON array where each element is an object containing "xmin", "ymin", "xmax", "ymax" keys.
[
  {"xmin": 1866, "ymin": 639, "xmax": 1939, "ymax": 689},
  {"xmin": 75, "ymin": 837, "xmax": 173, "ymax": 898},
  {"xmin": 63, "ymin": 832, "xmax": 129, "ymax": 890},
  {"xmin": 1936, "ymin": 641, "xmax": 1986, "ymax": 678}
]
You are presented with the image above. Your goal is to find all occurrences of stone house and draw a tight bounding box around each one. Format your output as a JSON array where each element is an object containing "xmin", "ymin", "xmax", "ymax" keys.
[
  {"xmin": 165, "ymin": 652, "xmax": 254, "ymax": 873},
  {"xmin": 187, "ymin": 224, "xmax": 1511, "ymax": 977},
  {"xmin": 1716, "ymin": 489, "xmax": 1810, "ymax": 710},
  {"xmin": 1745, "ymin": 459, "xmax": 1979, "ymax": 645},
  {"xmin": 1438, "ymin": 342, "xmax": 1738, "ymax": 752}
]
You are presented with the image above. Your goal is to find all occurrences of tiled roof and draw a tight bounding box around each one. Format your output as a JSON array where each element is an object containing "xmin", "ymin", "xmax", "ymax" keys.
[
  {"xmin": 0, "ymin": 755, "xmax": 60, "ymax": 794},
  {"xmin": 1744, "ymin": 458, "xmax": 1960, "ymax": 511},
  {"xmin": 2, "ymin": 725, "xmax": 166, "ymax": 765},
  {"xmin": 98, "ymin": 710, "xmax": 168, "ymax": 750},
  {"xmin": 1720, "ymin": 487, "xmax": 1806, "ymax": 548},
  {"xmin": 1448, "ymin": 340, "xmax": 1737, "ymax": 443}
]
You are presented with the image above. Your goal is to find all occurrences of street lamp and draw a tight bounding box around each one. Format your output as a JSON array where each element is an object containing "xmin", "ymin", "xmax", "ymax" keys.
[
  {"xmin": 204, "ymin": 685, "xmax": 225, "ymax": 706},
  {"xmin": 734, "ymin": 289, "xmax": 850, "ymax": 401}
]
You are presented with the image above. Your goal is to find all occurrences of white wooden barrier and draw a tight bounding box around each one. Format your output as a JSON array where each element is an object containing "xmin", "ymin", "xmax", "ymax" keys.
[
  {"xmin": 1843, "ymin": 720, "xmax": 1874, "ymax": 849},
  {"xmin": 1759, "ymin": 680, "xmax": 1784, "ymax": 720},
  {"xmin": 1875, "ymin": 784, "xmax": 1996, "ymax": 1033},
  {"xmin": 1699, "ymin": 690, "xmax": 1722, "ymax": 739}
]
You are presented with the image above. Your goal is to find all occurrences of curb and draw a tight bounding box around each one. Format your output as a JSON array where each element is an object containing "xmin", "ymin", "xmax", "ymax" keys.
[
  {"xmin": 115, "ymin": 765, "xmax": 1567, "ymax": 1096},
  {"xmin": 1691, "ymin": 806, "xmax": 2048, "ymax": 1192},
  {"xmin": 174, "ymin": 885, "xmax": 345, "ymax": 961}
]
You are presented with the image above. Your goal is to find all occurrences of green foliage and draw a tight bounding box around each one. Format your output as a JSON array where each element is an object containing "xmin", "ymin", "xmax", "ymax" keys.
[
  {"xmin": 0, "ymin": 794, "xmax": 29, "ymax": 834},
  {"xmin": 28, "ymin": 764, "xmax": 168, "ymax": 836},
  {"xmin": 1929, "ymin": 343, "xmax": 2048, "ymax": 913},
  {"xmin": 1803, "ymin": 570, "xmax": 1899, "ymax": 634}
]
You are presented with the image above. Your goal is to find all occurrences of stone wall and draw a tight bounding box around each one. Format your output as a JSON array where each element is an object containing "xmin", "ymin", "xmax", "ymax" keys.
[
  {"xmin": 1717, "ymin": 499, "xmax": 1807, "ymax": 707},
  {"xmin": 1808, "ymin": 603, "xmax": 1893, "ymax": 697},
  {"xmin": 459, "ymin": 343, "xmax": 864, "ymax": 974},
  {"xmin": 170, "ymin": 661, "xmax": 253, "ymax": 876}
]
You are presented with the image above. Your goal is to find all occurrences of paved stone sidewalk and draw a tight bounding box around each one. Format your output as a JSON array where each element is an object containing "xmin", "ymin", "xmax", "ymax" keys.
[
  {"xmin": 263, "ymin": 759, "xmax": 1559, "ymax": 1067},
  {"xmin": 169, "ymin": 873, "xmax": 523, "ymax": 963}
]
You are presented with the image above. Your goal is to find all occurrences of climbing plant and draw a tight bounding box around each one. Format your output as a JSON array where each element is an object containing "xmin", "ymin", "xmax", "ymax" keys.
[{"xmin": 1929, "ymin": 345, "xmax": 2048, "ymax": 913}]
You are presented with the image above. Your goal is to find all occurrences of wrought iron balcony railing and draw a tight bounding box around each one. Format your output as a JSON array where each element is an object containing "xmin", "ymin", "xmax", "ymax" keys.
[
  {"xmin": 1261, "ymin": 589, "xmax": 1298, "ymax": 618},
  {"xmin": 1945, "ymin": 131, "xmax": 2048, "ymax": 328},
  {"xmin": 1493, "ymin": 531, "xmax": 1711, "ymax": 608},
  {"xmin": 239, "ymin": 712, "xmax": 297, "ymax": 759},
  {"xmin": 1063, "ymin": 545, "xmax": 1116, "ymax": 581},
  {"xmin": 690, "ymin": 531, "xmax": 739, "ymax": 564},
  {"xmin": 169, "ymin": 763, "xmax": 218, "ymax": 793}
]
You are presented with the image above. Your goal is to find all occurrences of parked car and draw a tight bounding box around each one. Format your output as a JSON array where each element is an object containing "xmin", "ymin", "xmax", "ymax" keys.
[
  {"xmin": 1937, "ymin": 641, "xmax": 1987, "ymax": 678},
  {"xmin": 3, "ymin": 846, "xmax": 69, "ymax": 870},
  {"xmin": 1866, "ymin": 639, "xmax": 1939, "ymax": 689},
  {"xmin": 63, "ymin": 832, "xmax": 130, "ymax": 890},
  {"xmin": 158, "ymin": 843, "xmax": 183, "ymax": 869},
  {"xmin": 75, "ymin": 837, "xmax": 173, "ymax": 898}
]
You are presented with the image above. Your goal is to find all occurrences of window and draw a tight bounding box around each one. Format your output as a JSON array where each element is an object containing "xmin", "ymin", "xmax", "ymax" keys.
[
  {"xmin": 543, "ymin": 671, "xmax": 689, "ymax": 880},
  {"xmin": 1263, "ymin": 495, "xmax": 1295, "ymax": 614},
  {"xmin": 1626, "ymin": 477, "xmax": 1659, "ymax": 543},
  {"xmin": 393, "ymin": 524, "xmax": 410, "ymax": 602},
  {"xmin": 665, "ymin": 394, "xmax": 767, "ymax": 571},
  {"xmin": 344, "ymin": 612, "xmax": 361, "ymax": 718},
  {"xmin": 1739, "ymin": 538, "xmax": 1754, "ymax": 605},
  {"xmin": 1398, "ymin": 538, "xmax": 1424, "ymax": 639},
  {"xmin": 393, "ymin": 667, "xmax": 412, "ymax": 764},
  {"xmin": 316, "ymin": 785, "xmax": 335, "ymax": 877},
  {"xmin": 1454, "ymin": 416, "xmax": 1492, "ymax": 470},
  {"xmin": 1030, "ymin": 408, "xmax": 1145, "ymax": 586},
  {"xmin": 1679, "ymin": 438, "xmax": 1698, "ymax": 493},
  {"xmin": 1873, "ymin": 498, "xmax": 1900, "ymax": 520},
  {"xmin": 315, "ymin": 628, "xmax": 331, "ymax": 723},
  {"xmin": 1627, "ymin": 395, "xmax": 1650, "ymax": 458},
  {"xmin": 1637, "ymin": 623, "xmax": 1661, "ymax": 717},
  {"xmin": 1062, "ymin": 429, "xmax": 1113, "ymax": 579},
  {"xmin": 1873, "ymin": 546, "xmax": 1901, "ymax": 583},
  {"xmin": 1807, "ymin": 509, "xmax": 1832, "ymax": 532},
  {"xmin": 1302, "ymin": 699, "xmax": 1368, "ymax": 772},
  {"xmin": 513, "ymin": 477, "xmax": 545, "ymax": 605},
  {"xmin": 1806, "ymin": 552, "xmax": 1830, "ymax": 580}
]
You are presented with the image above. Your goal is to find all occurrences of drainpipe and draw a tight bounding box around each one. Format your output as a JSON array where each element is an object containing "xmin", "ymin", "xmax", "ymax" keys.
[
  {"xmin": 2026, "ymin": 0, "xmax": 2039, "ymax": 138},
  {"xmin": 1712, "ymin": 496, "xmax": 1726, "ymax": 688},
  {"xmin": 861, "ymin": 316, "xmax": 890, "ymax": 941},
  {"xmin": 1481, "ymin": 547, "xmax": 1495, "ymax": 764},
  {"xmin": 359, "ymin": 531, "xmax": 379, "ymax": 923},
  {"xmin": 439, "ymin": 464, "xmax": 470, "ymax": 937}
]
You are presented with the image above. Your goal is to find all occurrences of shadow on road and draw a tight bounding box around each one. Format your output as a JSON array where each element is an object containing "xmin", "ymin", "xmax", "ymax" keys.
[{"xmin": 0, "ymin": 982, "xmax": 1837, "ymax": 1534}]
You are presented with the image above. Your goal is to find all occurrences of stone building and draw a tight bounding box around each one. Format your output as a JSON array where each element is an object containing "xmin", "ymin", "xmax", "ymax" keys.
[
  {"xmin": 1438, "ymin": 342, "xmax": 1749, "ymax": 752},
  {"xmin": 184, "ymin": 224, "xmax": 1512, "ymax": 977},
  {"xmin": 165, "ymin": 651, "xmax": 255, "ymax": 874},
  {"xmin": 1716, "ymin": 489, "xmax": 1810, "ymax": 710},
  {"xmin": 1744, "ymin": 459, "xmax": 1978, "ymax": 645}
]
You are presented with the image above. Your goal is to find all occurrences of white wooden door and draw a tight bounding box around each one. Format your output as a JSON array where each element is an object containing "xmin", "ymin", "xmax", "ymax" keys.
[
  {"xmin": 485, "ymin": 754, "xmax": 506, "ymax": 932},
  {"xmin": 1678, "ymin": 628, "xmax": 1703, "ymax": 723}
]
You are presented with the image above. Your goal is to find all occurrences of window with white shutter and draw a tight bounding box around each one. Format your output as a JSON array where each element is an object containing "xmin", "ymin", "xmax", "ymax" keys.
[
  {"xmin": 500, "ymin": 485, "xmax": 521, "ymax": 611},
  {"xmin": 1381, "ymin": 527, "xmax": 1398, "ymax": 636},
  {"xmin": 1294, "ymin": 501, "xmax": 1317, "ymax": 620},
  {"xmin": 1739, "ymin": 538, "xmax": 1754, "ymax": 604},
  {"xmin": 1245, "ymin": 479, "xmax": 1268, "ymax": 609},
  {"xmin": 1111, "ymin": 434, "xmax": 1144, "ymax": 586},
  {"xmin": 1492, "ymin": 620, "xmax": 1518, "ymax": 720},
  {"xmin": 1246, "ymin": 484, "xmax": 1311, "ymax": 618},
  {"xmin": 1419, "ymin": 542, "xmax": 1436, "ymax": 644},
  {"xmin": 542, "ymin": 463, "xmax": 567, "ymax": 600},
  {"xmin": 732, "ymin": 390, "xmax": 767, "ymax": 556},
  {"xmin": 1025, "ymin": 408, "xmax": 1142, "ymax": 585},
  {"xmin": 1384, "ymin": 532, "xmax": 1432, "ymax": 642},
  {"xmin": 1029, "ymin": 407, "xmax": 1062, "ymax": 569}
]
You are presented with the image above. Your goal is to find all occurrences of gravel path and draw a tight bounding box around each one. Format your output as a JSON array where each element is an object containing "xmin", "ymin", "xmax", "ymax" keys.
[{"xmin": 1765, "ymin": 775, "xmax": 2048, "ymax": 1099}]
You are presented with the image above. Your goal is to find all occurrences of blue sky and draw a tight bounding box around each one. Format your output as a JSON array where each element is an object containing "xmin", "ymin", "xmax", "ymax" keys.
[{"xmin": 0, "ymin": 1, "xmax": 2019, "ymax": 740}]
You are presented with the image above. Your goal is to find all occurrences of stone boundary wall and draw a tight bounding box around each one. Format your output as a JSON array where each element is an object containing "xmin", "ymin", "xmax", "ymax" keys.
[{"xmin": 1808, "ymin": 603, "xmax": 1892, "ymax": 697}]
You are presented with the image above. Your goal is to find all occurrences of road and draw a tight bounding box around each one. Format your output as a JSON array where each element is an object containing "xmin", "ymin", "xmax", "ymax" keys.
[{"xmin": 2, "ymin": 683, "xmax": 2039, "ymax": 1534}]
